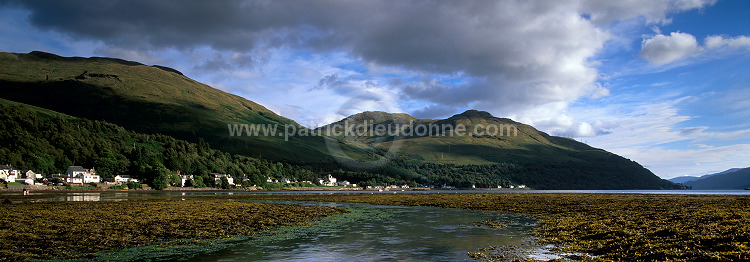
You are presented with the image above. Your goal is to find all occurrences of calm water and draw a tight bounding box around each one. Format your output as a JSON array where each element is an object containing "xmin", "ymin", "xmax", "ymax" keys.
[{"xmin": 196, "ymin": 202, "xmax": 539, "ymax": 261}]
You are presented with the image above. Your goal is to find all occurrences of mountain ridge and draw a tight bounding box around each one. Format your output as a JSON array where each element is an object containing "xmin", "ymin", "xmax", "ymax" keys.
[
  {"xmin": 0, "ymin": 51, "xmax": 683, "ymax": 189},
  {"xmin": 682, "ymin": 167, "xmax": 750, "ymax": 189},
  {"xmin": 669, "ymin": 168, "xmax": 742, "ymax": 183}
]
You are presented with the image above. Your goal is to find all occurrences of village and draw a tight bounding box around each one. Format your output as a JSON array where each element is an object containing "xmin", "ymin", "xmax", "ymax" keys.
[
  {"xmin": 1, "ymin": 164, "xmax": 530, "ymax": 192},
  {"xmin": 0, "ymin": 164, "xmax": 436, "ymax": 191}
]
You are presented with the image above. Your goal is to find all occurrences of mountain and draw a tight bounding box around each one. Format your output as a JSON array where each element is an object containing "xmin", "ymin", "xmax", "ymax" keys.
[
  {"xmin": 668, "ymin": 168, "xmax": 742, "ymax": 183},
  {"xmin": 318, "ymin": 111, "xmax": 683, "ymax": 189},
  {"xmin": 0, "ymin": 51, "xmax": 364, "ymax": 162},
  {"xmin": 0, "ymin": 51, "xmax": 683, "ymax": 189},
  {"xmin": 682, "ymin": 167, "xmax": 750, "ymax": 189}
]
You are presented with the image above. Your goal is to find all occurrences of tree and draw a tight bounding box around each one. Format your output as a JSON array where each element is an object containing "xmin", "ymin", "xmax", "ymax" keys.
[
  {"xmin": 218, "ymin": 176, "xmax": 230, "ymax": 189},
  {"xmin": 149, "ymin": 165, "xmax": 173, "ymax": 190},
  {"xmin": 193, "ymin": 176, "xmax": 206, "ymax": 188}
]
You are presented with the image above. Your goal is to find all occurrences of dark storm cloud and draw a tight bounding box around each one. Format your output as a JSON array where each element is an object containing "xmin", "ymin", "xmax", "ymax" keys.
[
  {"xmin": 3, "ymin": 0, "xmax": 594, "ymax": 77},
  {"xmin": 2, "ymin": 0, "xmax": 717, "ymax": 128}
]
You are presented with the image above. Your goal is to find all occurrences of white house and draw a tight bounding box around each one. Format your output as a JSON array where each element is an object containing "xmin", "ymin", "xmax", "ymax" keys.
[
  {"xmin": 179, "ymin": 174, "xmax": 193, "ymax": 187},
  {"xmin": 211, "ymin": 173, "xmax": 235, "ymax": 186},
  {"xmin": 19, "ymin": 170, "xmax": 39, "ymax": 185},
  {"xmin": 319, "ymin": 174, "xmax": 337, "ymax": 186},
  {"xmin": 0, "ymin": 165, "xmax": 18, "ymax": 183},
  {"xmin": 114, "ymin": 175, "xmax": 138, "ymax": 184},
  {"xmin": 66, "ymin": 166, "xmax": 99, "ymax": 184}
]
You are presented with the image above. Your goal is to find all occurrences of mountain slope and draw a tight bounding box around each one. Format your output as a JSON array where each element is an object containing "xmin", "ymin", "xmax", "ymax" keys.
[
  {"xmin": 683, "ymin": 167, "xmax": 750, "ymax": 189},
  {"xmin": 669, "ymin": 168, "xmax": 742, "ymax": 183},
  {"xmin": 318, "ymin": 110, "xmax": 683, "ymax": 189},
  {"xmin": 0, "ymin": 51, "xmax": 355, "ymax": 161},
  {"xmin": 0, "ymin": 51, "xmax": 681, "ymax": 189}
]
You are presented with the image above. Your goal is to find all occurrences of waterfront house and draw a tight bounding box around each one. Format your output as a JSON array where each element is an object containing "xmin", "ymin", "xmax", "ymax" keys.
[
  {"xmin": 65, "ymin": 166, "xmax": 99, "ymax": 184},
  {"xmin": 18, "ymin": 170, "xmax": 40, "ymax": 185},
  {"xmin": 114, "ymin": 175, "xmax": 138, "ymax": 184},
  {"xmin": 0, "ymin": 165, "xmax": 18, "ymax": 182},
  {"xmin": 319, "ymin": 174, "xmax": 337, "ymax": 186},
  {"xmin": 210, "ymin": 173, "xmax": 235, "ymax": 186},
  {"xmin": 179, "ymin": 174, "xmax": 193, "ymax": 187}
]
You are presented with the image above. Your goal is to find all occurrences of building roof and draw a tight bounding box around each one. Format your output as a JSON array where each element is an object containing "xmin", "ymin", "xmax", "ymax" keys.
[
  {"xmin": 67, "ymin": 166, "xmax": 87, "ymax": 172},
  {"xmin": 0, "ymin": 165, "xmax": 14, "ymax": 170}
]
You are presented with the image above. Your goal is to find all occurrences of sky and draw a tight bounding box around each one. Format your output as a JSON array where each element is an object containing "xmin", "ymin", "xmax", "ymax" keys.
[{"xmin": 0, "ymin": 0, "xmax": 748, "ymax": 179}]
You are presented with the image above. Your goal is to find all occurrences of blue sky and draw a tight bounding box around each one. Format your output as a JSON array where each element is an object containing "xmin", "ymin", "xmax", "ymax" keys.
[{"xmin": 0, "ymin": 0, "xmax": 748, "ymax": 178}]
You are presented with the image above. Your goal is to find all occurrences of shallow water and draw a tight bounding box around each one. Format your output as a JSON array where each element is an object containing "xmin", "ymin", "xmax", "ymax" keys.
[
  {"xmin": 195, "ymin": 202, "xmax": 539, "ymax": 262},
  {"xmin": 2, "ymin": 192, "xmax": 542, "ymax": 261}
]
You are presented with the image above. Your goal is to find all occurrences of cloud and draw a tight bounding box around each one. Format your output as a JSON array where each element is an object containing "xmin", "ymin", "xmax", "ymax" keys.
[
  {"xmin": 639, "ymin": 32, "xmax": 700, "ymax": 65},
  {"xmin": 579, "ymin": 0, "xmax": 716, "ymax": 25},
  {"xmin": 1, "ymin": 0, "xmax": 719, "ymax": 135},
  {"xmin": 615, "ymin": 144, "xmax": 750, "ymax": 178},
  {"xmin": 411, "ymin": 104, "xmax": 461, "ymax": 120},
  {"xmin": 704, "ymin": 35, "xmax": 750, "ymax": 50}
]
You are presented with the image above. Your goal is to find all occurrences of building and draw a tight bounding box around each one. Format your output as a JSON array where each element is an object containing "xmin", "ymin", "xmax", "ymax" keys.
[
  {"xmin": 18, "ymin": 170, "xmax": 40, "ymax": 185},
  {"xmin": 0, "ymin": 164, "xmax": 18, "ymax": 183},
  {"xmin": 210, "ymin": 173, "xmax": 235, "ymax": 186},
  {"xmin": 179, "ymin": 174, "xmax": 194, "ymax": 187},
  {"xmin": 65, "ymin": 166, "xmax": 99, "ymax": 184},
  {"xmin": 319, "ymin": 174, "xmax": 337, "ymax": 186},
  {"xmin": 114, "ymin": 175, "xmax": 138, "ymax": 184}
]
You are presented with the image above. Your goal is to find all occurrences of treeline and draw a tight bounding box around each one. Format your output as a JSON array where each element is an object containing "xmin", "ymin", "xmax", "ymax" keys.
[
  {"xmin": 0, "ymin": 102, "xmax": 322, "ymax": 189},
  {"xmin": 310, "ymin": 158, "xmax": 683, "ymax": 189}
]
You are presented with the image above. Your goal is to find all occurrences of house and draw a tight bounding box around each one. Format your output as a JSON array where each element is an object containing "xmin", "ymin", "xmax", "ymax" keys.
[
  {"xmin": 210, "ymin": 173, "xmax": 235, "ymax": 186},
  {"xmin": 337, "ymin": 180, "xmax": 351, "ymax": 187},
  {"xmin": 65, "ymin": 166, "xmax": 99, "ymax": 184},
  {"xmin": 179, "ymin": 174, "xmax": 194, "ymax": 187},
  {"xmin": 319, "ymin": 174, "xmax": 337, "ymax": 186},
  {"xmin": 0, "ymin": 164, "xmax": 18, "ymax": 182},
  {"xmin": 114, "ymin": 175, "xmax": 138, "ymax": 184},
  {"xmin": 18, "ymin": 170, "xmax": 40, "ymax": 185}
]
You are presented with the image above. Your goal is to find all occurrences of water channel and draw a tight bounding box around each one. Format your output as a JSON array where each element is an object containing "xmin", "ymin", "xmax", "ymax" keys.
[{"xmin": 3, "ymin": 191, "xmax": 546, "ymax": 261}]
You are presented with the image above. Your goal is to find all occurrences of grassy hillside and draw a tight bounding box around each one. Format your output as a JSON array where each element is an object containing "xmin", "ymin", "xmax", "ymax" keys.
[
  {"xmin": 0, "ymin": 51, "xmax": 353, "ymax": 162},
  {"xmin": 0, "ymin": 51, "xmax": 682, "ymax": 189},
  {"xmin": 318, "ymin": 110, "xmax": 682, "ymax": 189}
]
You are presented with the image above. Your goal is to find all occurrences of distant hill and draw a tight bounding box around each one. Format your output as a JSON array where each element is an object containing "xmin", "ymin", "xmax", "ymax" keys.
[
  {"xmin": 669, "ymin": 168, "xmax": 742, "ymax": 183},
  {"xmin": 683, "ymin": 167, "xmax": 750, "ymax": 189},
  {"xmin": 318, "ymin": 111, "xmax": 683, "ymax": 189}
]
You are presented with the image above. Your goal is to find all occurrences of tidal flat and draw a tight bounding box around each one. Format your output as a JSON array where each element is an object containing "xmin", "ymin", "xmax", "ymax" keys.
[
  {"xmin": 213, "ymin": 193, "xmax": 750, "ymax": 261},
  {"xmin": 0, "ymin": 200, "xmax": 346, "ymax": 261}
]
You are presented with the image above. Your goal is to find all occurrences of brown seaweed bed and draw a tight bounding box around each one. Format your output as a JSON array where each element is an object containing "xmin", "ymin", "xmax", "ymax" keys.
[
  {"xmin": 212, "ymin": 193, "xmax": 750, "ymax": 261},
  {"xmin": 0, "ymin": 200, "xmax": 345, "ymax": 261},
  {"xmin": 0, "ymin": 193, "xmax": 748, "ymax": 261}
]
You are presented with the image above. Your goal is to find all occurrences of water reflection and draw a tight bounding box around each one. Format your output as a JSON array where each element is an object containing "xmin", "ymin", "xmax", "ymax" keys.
[{"xmin": 197, "ymin": 202, "xmax": 539, "ymax": 262}]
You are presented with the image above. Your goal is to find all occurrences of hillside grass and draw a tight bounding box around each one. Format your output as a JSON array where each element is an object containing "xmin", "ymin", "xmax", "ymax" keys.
[{"xmin": 0, "ymin": 51, "xmax": 359, "ymax": 162}]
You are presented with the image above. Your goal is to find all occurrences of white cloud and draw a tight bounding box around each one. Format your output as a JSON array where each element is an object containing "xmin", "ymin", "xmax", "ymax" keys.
[
  {"xmin": 704, "ymin": 35, "xmax": 750, "ymax": 50},
  {"xmin": 575, "ymin": 95, "xmax": 750, "ymax": 178},
  {"xmin": 614, "ymin": 144, "xmax": 750, "ymax": 178},
  {"xmin": 639, "ymin": 32, "xmax": 701, "ymax": 65}
]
